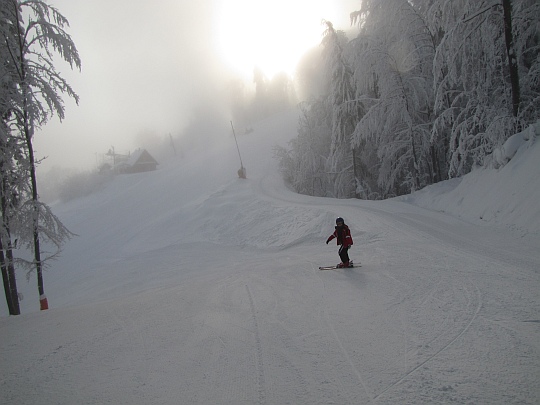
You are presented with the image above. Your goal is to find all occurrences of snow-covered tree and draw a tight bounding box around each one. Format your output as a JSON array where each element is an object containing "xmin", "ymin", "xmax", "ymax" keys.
[
  {"xmin": 275, "ymin": 98, "xmax": 332, "ymax": 196},
  {"xmin": 1, "ymin": 0, "xmax": 24, "ymax": 315},
  {"xmin": 0, "ymin": 123, "xmax": 23, "ymax": 315},
  {"xmin": 350, "ymin": 0, "xmax": 436, "ymax": 196},
  {"xmin": 1, "ymin": 0, "xmax": 79, "ymax": 311},
  {"xmin": 510, "ymin": 0, "xmax": 540, "ymax": 124},
  {"xmin": 277, "ymin": 0, "xmax": 538, "ymax": 200},
  {"xmin": 321, "ymin": 21, "xmax": 362, "ymax": 198},
  {"xmin": 429, "ymin": 0, "xmax": 540, "ymax": 177}
]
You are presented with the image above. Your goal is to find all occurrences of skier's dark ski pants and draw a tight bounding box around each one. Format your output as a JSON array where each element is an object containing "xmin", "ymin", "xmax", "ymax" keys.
[{"xmin": 338, "ymin": 245, "xmax": 350, "ymax": 264}]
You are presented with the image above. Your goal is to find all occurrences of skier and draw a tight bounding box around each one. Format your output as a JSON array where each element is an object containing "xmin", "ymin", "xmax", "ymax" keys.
[{"xmin": 326, "ymin": 217, "xmax": 354, "ymax": 268}]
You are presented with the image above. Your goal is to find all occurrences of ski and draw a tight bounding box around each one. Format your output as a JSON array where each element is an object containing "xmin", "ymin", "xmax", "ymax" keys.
[{"xmin": 319, "ymin": 264, "xmax": 360, "ymax": 270}]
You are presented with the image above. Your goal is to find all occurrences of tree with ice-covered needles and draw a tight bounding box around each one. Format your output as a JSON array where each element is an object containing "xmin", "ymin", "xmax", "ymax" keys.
[{"xmin": 1, "ymin": 0, "xmax": 79, "ymax": 312}]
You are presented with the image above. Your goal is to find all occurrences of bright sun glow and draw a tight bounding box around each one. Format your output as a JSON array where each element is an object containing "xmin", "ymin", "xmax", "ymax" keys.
[{"xmin": 217, "ymin": 1, "xmax": 346, "ymax": 80}]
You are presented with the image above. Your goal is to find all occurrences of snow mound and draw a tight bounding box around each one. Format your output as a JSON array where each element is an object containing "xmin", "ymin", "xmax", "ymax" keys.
[
  {"xmin": 487, "ymin": 121, "xmax": 539, "ymax": 168},
  {"xmin": 400, "ymin": 122, "xmax": 540, "ymax": 235},
  {"xmin": 190, "ymin": 180, "xmax": 330, "ymax": 249}
]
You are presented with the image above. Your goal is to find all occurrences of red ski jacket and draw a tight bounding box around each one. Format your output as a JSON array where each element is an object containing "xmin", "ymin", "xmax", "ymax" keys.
[{"xmin": 326, "ymin": 224, "xmax": 353, "ymax": 247}]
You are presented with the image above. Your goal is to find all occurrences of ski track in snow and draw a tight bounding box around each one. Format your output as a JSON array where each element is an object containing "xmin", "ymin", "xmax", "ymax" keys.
[{"xmin": 246, "ymin": 284, "xmax": 267, "ymax": 405}]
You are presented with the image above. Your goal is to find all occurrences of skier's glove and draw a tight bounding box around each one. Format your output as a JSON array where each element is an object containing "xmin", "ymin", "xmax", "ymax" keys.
[{"xmin": 326, "ymin": 239, "xmax": 330, "ymax": 244}]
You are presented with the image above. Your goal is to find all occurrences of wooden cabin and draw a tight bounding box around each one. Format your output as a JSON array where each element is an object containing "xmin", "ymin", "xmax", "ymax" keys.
[{"xmin": 116, "ymin": 149, "xmax": 158, "ymax": 174}]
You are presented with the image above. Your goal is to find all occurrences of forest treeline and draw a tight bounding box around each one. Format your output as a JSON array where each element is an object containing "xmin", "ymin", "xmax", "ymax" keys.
[{"xmin": 276, "ymin": 0, "xmax": 539, "ymax": 199}]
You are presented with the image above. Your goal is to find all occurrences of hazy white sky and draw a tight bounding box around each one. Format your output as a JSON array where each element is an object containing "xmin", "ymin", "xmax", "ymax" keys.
[{"xmin": 36, "ymin": 0, "xmax": 358, "ymax": 172}]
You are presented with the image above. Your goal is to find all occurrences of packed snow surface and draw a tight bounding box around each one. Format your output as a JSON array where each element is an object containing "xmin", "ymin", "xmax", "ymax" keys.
[{"xmin": 1, "ymin": 111, "xmax": 539, "ymax": 404}]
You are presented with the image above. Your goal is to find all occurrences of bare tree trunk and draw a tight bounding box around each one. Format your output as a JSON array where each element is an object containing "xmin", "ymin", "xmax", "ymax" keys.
[
  {"xmin": 0, "ymin": 238, "xmax": 20, "ymax": 315},
  {"xmin": 25, "ymin": 126, "xmax": 47, "ymax": 310},
  {"xmin": 22, "ymin": 104, "xmax": 48, "ymax": 310},
  {"xmin": 1, "ymin": 248, "xmax": 16, "ymax": 315},
  {"xmin": 0, "ymin": 155, "xmax": 20, "ymax": 315},
  {"xmin": 16, "ymin": 0, "xmax": 48, "ymax": 309},
  {"xmin": 502, "ymin": 0, "xmax": 521, "ymax": 117}
]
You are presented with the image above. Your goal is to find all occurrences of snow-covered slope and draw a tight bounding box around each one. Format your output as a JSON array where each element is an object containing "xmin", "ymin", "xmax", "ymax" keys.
[
  {"xmin": 1, "ymin": 110, "xmax": 539, "ymax": 404},
  {"xmin": 399, "ymin": 122, "xmax": 540, "ymax": 236}
]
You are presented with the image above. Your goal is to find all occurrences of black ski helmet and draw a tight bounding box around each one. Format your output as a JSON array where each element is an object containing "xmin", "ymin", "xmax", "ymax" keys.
[{"xmin": 336, "ymin": 217, "xmax": 344, "ymax": 225}]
